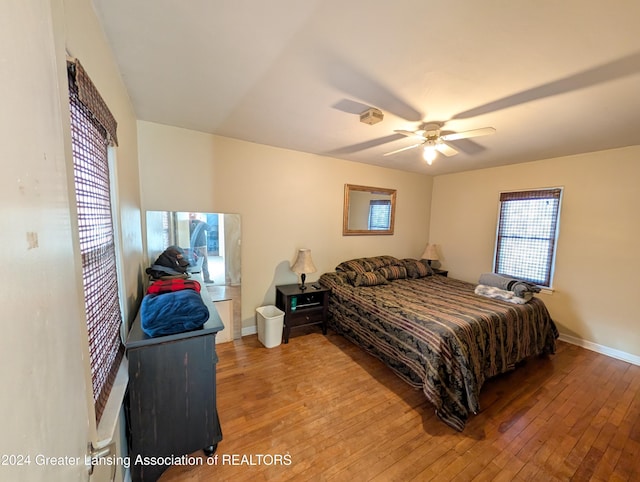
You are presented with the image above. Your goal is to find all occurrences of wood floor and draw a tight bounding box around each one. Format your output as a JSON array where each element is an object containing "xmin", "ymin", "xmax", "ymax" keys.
[{"xmin": 159, "ymin": 328, "xmax": 640, "ymax": 481}]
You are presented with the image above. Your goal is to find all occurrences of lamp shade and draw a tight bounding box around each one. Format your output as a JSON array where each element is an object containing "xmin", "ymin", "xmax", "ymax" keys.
[
  {"xmin": 291, "ymin": 248, "xmax": 317, "ymax": 274},
  {"xmin": 421, "ymin": 244, "xmax": 439, "ymax": 261}
]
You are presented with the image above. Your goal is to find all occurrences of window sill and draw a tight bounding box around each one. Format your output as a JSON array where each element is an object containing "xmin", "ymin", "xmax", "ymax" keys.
[{"xmin": 94, "ymin": 357, "xmax": 128, "ymax": 449}]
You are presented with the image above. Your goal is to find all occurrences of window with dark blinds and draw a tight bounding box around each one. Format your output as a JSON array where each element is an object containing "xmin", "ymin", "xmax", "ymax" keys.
[
  {"xmin": 494, "ymin": 188, "xmax": 562, "ymax": 287},
  {"xmin": 68, "ymin": 60, "xmax": 123, "ymax": 424},
  {"xmin": 368, "ymin": 200, "xmax": 391, "ymax": 230}
]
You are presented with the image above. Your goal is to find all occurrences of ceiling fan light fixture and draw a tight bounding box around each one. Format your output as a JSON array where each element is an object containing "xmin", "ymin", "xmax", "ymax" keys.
[
  {"xmin": 387, "ymin": 123, "xmax": 494, "ymax": 162},
  {"xmin": 422, "ymin": 143, "xmax": 437, "ymax": 165}
]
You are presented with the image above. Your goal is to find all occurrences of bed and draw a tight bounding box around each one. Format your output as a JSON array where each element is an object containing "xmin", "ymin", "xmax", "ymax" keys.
[{"xmin": 319, "ymin": 256, "xmax": 558, "ymax": 431}]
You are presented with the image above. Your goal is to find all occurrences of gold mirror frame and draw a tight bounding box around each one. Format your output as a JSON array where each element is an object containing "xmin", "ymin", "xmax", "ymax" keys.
[{"xmin": 343, "ymin": 184, "xmax": 396, "ymax": 236}]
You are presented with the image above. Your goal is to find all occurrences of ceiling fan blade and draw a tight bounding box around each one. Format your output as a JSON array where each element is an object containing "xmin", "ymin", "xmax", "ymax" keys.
[
  {"xmin": 328, "ymin": 133, "xmax": 406, "ymax": 155},
  {"xmin": 383, "ymin": 143, "xmax": 423, "ymax": 156},
  {"xmin": 394, "ymin": 129, "xmax": 425, "ymax": 139},
  {"xmin": 435, "ymin": 142, "xmax": 458, "ymax": 157},
  {"xmin": 440, "ymin": 127, "xmax": 496, "ymax": 141}
]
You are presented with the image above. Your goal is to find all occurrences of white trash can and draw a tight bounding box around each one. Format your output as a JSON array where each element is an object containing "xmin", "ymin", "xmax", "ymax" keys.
[{"xmin": 256, "ymin": 305, "xmax": 285, "ymax": 348}]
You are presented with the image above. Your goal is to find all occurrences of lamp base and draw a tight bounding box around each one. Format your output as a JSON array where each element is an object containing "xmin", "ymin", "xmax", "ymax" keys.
[{"xmin": 299, "ymin": 273, "xmax": 307, "ymax": 291}]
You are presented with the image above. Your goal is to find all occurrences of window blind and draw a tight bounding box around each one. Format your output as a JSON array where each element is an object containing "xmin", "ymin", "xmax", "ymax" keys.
[
  {"xmin": 68, "ymin": 61, "xmax": 123, "ymax": 424},
  {"xmin": 368, "ymin": 200, "xmax": 391, "ymax": 230},
  {"xmin": 495, "ymin": 188, "xmax": 562, "ymax": 287}
]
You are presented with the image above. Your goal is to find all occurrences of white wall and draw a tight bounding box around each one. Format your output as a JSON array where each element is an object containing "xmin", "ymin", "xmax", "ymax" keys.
[
  {"xmin": 137, "ymin": 121, "xmax": 433, "ymax": 330},
  {"xmin": 0, "ymin": 1, "xmax": 142, "ymax": 481},
  {"xmin": 1, "ymin": 1, "xmax": 90, "ymax": 480},
  {"xmin": 430, "ymin": 147, "xmax": 640, "ymax": 359}
]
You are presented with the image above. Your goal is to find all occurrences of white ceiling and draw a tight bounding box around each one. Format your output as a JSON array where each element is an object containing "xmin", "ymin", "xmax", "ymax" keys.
[{"xmin": 92, "ymin": 0, "xmax": 640, "ymax": 175}]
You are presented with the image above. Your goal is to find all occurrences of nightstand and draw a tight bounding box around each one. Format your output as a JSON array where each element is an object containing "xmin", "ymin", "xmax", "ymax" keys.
[
  {"xmin": 275, "ymin": 284, "xmax": 329, "ymax": 343},
  {"xmin": 432, "ymin": 268, "xmax": 448, "ymax": 277}
]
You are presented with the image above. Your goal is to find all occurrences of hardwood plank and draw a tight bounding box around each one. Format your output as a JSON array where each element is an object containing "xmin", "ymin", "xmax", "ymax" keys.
[{"xmin": 157, "ymin": 333, "xmax": 640, "ymax": 481}]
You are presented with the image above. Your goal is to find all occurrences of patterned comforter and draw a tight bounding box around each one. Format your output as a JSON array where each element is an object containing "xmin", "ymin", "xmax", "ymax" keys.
[{"xmin": 319, "ymin": 272, "xmax": 558, "ymax": 431}]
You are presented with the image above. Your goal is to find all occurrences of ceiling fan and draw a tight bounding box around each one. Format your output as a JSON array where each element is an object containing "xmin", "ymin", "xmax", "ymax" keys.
[{"xmin": 384, "ymin": 123, "xmax": 496, "ymax": 164}]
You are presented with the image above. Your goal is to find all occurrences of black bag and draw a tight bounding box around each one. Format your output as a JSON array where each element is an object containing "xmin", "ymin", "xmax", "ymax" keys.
[{"xmin": 146, "ymin": 246, "xmax": 190, "ymax": 279}]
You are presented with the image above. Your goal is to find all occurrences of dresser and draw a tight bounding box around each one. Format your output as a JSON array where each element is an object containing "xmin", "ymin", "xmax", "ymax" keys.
[{"xmin": 125, "ymin": 291, "xmax": 224, "ymax": 481}]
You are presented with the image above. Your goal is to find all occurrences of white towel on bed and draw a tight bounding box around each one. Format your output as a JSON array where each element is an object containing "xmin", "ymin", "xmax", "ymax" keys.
[{"xmin": 474, "ymin": 284, "xmax": 533, "ymax": 304}]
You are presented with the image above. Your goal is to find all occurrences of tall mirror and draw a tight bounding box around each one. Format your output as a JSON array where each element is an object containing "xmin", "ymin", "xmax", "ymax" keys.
[
  {"xmin": 146, "ymin": 211, "xmax": 241, "ymax": 341},
  {"xmin": 343, "ymin": 184, "xmax": 396, "ymax": 235}
]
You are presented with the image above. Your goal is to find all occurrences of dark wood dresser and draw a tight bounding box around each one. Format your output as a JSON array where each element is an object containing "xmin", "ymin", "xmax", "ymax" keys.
[{"xmin": 125, "ymin": 303, "xmax": 224, "ymax": 481}]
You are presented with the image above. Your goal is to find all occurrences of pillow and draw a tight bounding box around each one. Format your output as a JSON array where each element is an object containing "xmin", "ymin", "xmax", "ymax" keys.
[
  {"xmin": 335, "ymin": 255, "xmax": 402, "ymax": 273},
  {"xmin": 346, "ymin": 270, "xmax": 389, "ymax": 287},
  {"xmin": 402, "ymin": 258, "xmax": 433, "ymax": 278},
  {"xmin": 363, "ymin": 255, "xmax": 402, "ymax": 270},
  {"xmin": 378, "ymin": 265, "xmax": 408, "ymax": 280},
  {"xmin": 336, "ymin": 258, "xmax": 373, "ymax": 274},
  {"xmin": 318, "ymin": 272, "xmax": 349, "ymax": 288},
  {"xmin": 421, "ymin": 259, "xmax": 435, "ymax": 276}
]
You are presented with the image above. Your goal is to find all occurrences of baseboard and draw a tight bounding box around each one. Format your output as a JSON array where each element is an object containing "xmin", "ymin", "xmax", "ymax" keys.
[
  {"xmin": 558, "ymin": 333, "xmax": 640, "ymax": 366},
  {"xmin": 242, "ymin": 325, "xmax": 257, "ymax": 337}
]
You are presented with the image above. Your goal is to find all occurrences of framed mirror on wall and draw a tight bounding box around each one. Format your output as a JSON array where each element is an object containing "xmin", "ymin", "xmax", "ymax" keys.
[
  {"xmin": 343, "ymin": 184, "xmax": 397, "ymax": 235},
  {"xmin": 146, "ymin": 211, "xmax": 242, "ymax": 341}
]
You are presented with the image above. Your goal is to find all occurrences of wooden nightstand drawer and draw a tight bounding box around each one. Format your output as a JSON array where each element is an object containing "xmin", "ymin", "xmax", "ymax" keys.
[{"xmin": 288, "ymin": 308, "xmax": 324, "ymax": 327}]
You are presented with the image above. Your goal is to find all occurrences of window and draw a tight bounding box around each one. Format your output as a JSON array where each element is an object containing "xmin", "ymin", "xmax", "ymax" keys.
[
  {"xmin": 368, "ymin": 200, "xmax": 391, "ymax": 230},
  {"xmin": 68, "ymin": 59, "xmax": 123, "ymax": 424},
  {"xmin": 494, "ymin": 188, "xmax": 562, "ymax": 287}
]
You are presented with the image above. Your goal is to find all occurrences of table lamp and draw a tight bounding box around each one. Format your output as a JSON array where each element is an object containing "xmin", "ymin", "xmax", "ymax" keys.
[
  {"xmin": 291, "ymin": 248, "xmax": 317, "ymax": 291},
  {"xmin": 421, "ymin": 244, "xmax": 439, "ymax": 266}
]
